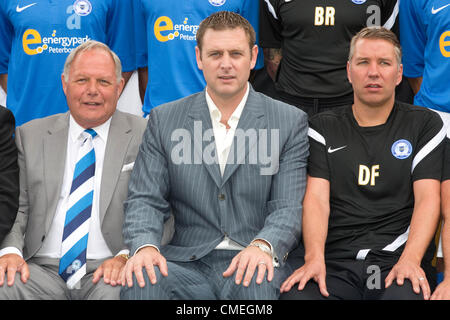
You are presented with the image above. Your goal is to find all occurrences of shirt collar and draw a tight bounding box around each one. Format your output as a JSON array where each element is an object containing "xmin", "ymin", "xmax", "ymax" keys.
[
  {"xmin": 205, "ymin": 82, "xmax": 250, "ymax": 130},
  {"xmin": 69, "ymin": 115, "xmax": 112, "ymax": 144}
]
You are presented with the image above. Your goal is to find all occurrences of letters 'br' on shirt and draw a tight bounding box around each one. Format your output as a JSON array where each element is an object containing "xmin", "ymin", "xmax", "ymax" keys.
[{"xmin": 259, "ymin": 0, "xmax": 398, "ymax": 98}]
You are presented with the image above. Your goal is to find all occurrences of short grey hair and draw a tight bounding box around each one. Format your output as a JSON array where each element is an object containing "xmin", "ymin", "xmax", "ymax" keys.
[
  {"xmin": 62, "ymin": 40, "xmax": 122, "ymax": 83},
  {"xmin": 348, "ymin": 26, "xmax": 402, "ymax": 66}
]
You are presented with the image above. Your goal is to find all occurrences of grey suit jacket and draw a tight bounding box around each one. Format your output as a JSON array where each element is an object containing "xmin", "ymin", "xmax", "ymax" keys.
[
  {"xmin": 123, "ymin": 86, "xmax": 309, "ymax": 265},
  {"xmin": 1, "ymin": 110, "xmax": 147, "ymax": 260}
]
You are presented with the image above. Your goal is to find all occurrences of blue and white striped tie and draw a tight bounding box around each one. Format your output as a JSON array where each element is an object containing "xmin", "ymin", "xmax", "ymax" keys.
[{"xmin": 59, "ymin": 128, "xmax": 97, "ymax": 289}]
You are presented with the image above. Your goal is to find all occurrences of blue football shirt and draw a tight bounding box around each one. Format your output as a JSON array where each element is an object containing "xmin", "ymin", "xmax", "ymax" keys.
[
  {"xmin": 400, "ymin": 0, "xmax": 450, "ymax": 112},
  {"xmin": 0, "ymin": 0, "xmax": 135, "ymax": 126},
  {"xmin": 133, "ymin": 0, "xmax": 263, "ymax": 114}
]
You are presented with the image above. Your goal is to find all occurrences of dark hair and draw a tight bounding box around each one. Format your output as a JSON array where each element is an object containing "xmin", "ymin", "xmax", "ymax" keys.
[{"xmin": 196, "ymin": 11, "xmax": 256, "ymax": 52}]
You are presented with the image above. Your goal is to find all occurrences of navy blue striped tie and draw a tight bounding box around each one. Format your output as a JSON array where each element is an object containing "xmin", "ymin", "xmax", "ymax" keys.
[{"xmin": 59, "ymin": 128, "xmax": 97, "ymax": 289}]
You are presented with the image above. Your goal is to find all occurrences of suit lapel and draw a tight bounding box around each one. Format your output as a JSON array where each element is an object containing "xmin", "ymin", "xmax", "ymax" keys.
[
  {"xmin": 221, "ymin": 88, "xmax": 266, "ymax": 186},
  {"xmin": 44, "ymin": 113, "xmax": 70, "ymax": 232},
  {"xmin": 99, "ymin": 112, "xmax": 132, "ymax": 223},
  {"xmin": 186, "ymin": 91, "xmax": 222, "ymax": 188}
]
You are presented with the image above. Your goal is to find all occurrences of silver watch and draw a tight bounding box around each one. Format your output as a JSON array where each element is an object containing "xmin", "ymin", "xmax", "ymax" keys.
[{"xmin": 249, "ymin": 242, "xmax": 273, "ymax": 257}]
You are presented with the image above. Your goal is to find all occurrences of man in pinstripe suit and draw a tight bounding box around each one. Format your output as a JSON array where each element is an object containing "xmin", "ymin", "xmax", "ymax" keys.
[{"xmin": 120, "ymin": 11, "xmax": 309, "ymax": 300}]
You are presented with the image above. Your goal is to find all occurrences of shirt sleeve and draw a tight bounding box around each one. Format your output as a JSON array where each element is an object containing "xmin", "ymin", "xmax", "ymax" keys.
[
  {"xmin": 133, "ymin": 0, "xmax": 147, "ymax": 69},
  {"xmin": 381, "ymin": 0, "xmax": 399, "ymax": 32},
  {"xmin": 411, "ymin": 110, "xmax": 446, "ymax": 182},
  {"xmin": 399, "ymin": 0, "xmax": 426, "ymax": 78},
  {"xmin": 258, "ymin": 0, "xmax": 282, "ymax": 49},
  {"xmin": 0, "ymin": 5, "xmax": 12, "ymax": 74},
  {"xmin": 241, "ymin": 0, "xmax": 263, "ymax": 69},
  {"xmin": 307, "ymin": 116, "xmax": 330, "ymax": 181},
  {"xmin": 106, "ymin": 0, "xmax": 136, "ymax": 72}
]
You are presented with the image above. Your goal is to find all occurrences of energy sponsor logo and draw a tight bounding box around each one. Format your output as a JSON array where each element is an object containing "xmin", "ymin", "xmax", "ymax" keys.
[
  {"xmin": 154, "ymin": 16, "xmax": 199, "ymax": 42},
  {"xmin": 22, "ymin": 29, "xmax": 90, "ymax": 55},
  {"xmin": 21, "ymin": 4, "xmax": 90, "ymax": 55}
]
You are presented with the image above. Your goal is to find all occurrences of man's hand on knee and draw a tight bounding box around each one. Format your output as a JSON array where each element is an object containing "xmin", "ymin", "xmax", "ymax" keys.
[
  {"xmin": 93, "ymin": 255, "xmax": 128, "ymax": 286},
  {"xmin": 223, "ymin": 245, "xmax": 274, "ymax": 287},
  {"xmin": 0, "ymin": 254, "xmax": 29, "ymax": 287},
  {"xmin": 120, "ymin": 246, "xmax": 168, "ymax": 288}
]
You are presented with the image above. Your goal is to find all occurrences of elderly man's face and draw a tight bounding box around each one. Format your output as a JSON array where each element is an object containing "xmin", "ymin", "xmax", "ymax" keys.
[{"xmin": 62, "ymin": 48, "xmax": 124, "ymax": 129}]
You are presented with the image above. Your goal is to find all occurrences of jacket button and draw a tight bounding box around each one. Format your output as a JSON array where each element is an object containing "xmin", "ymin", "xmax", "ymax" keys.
[{"xmin": 218, "ymin": 194, "xmax": 225, "ymax": 201}]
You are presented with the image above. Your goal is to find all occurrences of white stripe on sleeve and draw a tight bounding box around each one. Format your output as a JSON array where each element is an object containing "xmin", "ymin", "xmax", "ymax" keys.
[
  {"xmin": 382, "ymin": 226, "xmax": 410, "ymax": 252},
  {"xmin": 412, "ymin": 125, "xmax": 446, "ymax": 173},
  {"xmin": 308, "ymin": 128, "xmax": 326, "ymax": 146},
  {"xmin": 383, "ymin": 0, "xmax": 399, "ymax": 30},
  {"xmin": 264, "ymin": 0, "xmax": 278, "ymax": 19}
]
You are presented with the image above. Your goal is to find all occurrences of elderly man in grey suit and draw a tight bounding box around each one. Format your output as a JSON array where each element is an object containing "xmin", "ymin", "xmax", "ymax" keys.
[
  {"xmin": 0, "ymin": 40, "xmax": 147, "ymax": 300},
  {"xmin": 120, "ymin": 11, "xmax": 309, "ymax": 300}
]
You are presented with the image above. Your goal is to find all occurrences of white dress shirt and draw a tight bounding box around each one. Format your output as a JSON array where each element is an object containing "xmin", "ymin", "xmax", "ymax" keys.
[
  {"xmin": 206, "ymin": 85, "xmax": 248, "ymax": 251},
  {"xmin": 0, "ymin": 116, "xmax": 127, "ymax": 259}
]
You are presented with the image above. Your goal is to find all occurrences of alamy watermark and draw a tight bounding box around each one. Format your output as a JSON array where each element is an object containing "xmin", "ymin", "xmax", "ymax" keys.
[
  {"xmin": 366, "ymin": 265, "xmax": 382, "ymax": 290},
  {"xmin": 170, "ymin": 121, "xmax": 280, "ymax": 176}
]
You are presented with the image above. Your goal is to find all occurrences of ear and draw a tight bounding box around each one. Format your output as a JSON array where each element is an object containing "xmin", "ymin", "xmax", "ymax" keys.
[
  {"xmin": 396, "ymin": 64, "xmax": 403, "ymax": 86},
  {"xmin": 61, "ymin": 74, "xmax": 67, "ymax": 95},
  {"xmin": 250, "ymin": 44, "xmax": 258, "ymax": 70},
  {"xmin": 117, "ymin": 77, "xmax": 125, "ymax": 97},
  {"xmin": 346, "ymin": 61, "xmax": 352, "ymax": 84},
  {"xmin": 195, "ymin": 46, "xmax": 203, "ymax": 71}
]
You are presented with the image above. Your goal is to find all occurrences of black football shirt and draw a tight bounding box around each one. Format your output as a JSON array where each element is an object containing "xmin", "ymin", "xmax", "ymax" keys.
[{"xmin": 308, "ymin": 102, "xmax": 446, "ymax": 260}]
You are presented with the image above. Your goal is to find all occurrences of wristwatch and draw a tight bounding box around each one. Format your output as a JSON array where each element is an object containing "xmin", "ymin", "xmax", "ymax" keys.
[{"xmin": 248, "ymin": 241, "xmax": 273, "ymax": 257}]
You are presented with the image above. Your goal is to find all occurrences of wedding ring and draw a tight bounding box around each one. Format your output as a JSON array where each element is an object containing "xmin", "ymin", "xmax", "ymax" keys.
[
  {"xmin": 258, "ymin": 261, "xmax": 267, "ymax": 266},
  {"xmin": 418, "ymin": 277, "xmax": 425, "ymax": 281}
]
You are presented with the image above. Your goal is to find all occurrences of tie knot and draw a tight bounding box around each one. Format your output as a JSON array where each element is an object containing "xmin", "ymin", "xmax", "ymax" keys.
[
  {"xmin": 84, "ymin": 128, "xmax": 97, "ymax": 138},
  {"xmin": 80, "ymin": 129, "xmax": 97, "ymax": 143}
]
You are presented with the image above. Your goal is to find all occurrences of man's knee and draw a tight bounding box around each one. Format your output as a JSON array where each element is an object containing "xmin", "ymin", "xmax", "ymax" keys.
[
  {"xmin": 223, "ymin": 276, "xmax": 280, "ymax": 300},
  {"xmin": 120, "ymin": 267, "xmax": 169, "ymax": 300},
  {"xmin": 0, "ymin": 274, "xmax": 34, "ymax": 300},
  {"xmin": 380, "ymin": 280, "xmax": 424, "ymax": 300}
]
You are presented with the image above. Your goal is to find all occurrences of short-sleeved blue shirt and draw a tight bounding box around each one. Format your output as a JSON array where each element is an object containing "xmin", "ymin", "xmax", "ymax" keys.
[
  {"xmin": 0, "ymin": 0, "xmax": 135, "ymax": 126},
  {"xmin": 400, "ymin": 0, "xmax": 450, "ymax": 112},
  {"xmin": 134, "ymin": 0, "xmax": 263, "ymax": 114}
]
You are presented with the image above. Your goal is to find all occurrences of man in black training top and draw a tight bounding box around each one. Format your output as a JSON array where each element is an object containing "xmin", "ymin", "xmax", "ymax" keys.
[{"xmin": 281, "ymin": 27, "xmax": 446, "ymax": 300}]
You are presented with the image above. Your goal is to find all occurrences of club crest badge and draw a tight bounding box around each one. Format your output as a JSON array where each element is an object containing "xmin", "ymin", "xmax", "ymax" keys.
[
  {"xmin": 391, "ymin": 139, "xmax": 413, "ymax": 159},
  {"xmin": 74, "ymin": 0, "xmax": 92, "ymax": 16},
  {"xmin": 351, "ymin": 0, "xmax": 367, "ymax": 4},
  {"xmin": 209, "ymin": 0, "xmax": 226, "ymax": 6}
]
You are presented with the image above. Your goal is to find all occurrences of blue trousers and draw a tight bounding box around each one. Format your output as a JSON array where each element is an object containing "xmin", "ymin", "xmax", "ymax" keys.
[{"xmin": 121, "ymin": 250, "xmax": 290, "ymax": 300}]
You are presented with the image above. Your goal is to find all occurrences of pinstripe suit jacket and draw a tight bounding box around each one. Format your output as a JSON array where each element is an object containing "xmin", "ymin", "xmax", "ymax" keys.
[{"xmin": 123, "ymin": 86, "xmax": 309, "ymax": 265}]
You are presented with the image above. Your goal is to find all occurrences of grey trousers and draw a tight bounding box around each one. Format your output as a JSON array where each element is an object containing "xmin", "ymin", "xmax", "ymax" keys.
[
  {"xmin": 0, "ymin": 257, "xmax": 120, "ymax": 300},
  {"xmin": 121, "ymin": 250, "xmax": 291, "ymax": 300}
]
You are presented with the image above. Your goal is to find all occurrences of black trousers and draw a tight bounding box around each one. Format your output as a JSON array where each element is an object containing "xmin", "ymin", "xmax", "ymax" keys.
[{"xmin": 280, "ymin": 252, "xmax": 436, "ymax": 300}]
